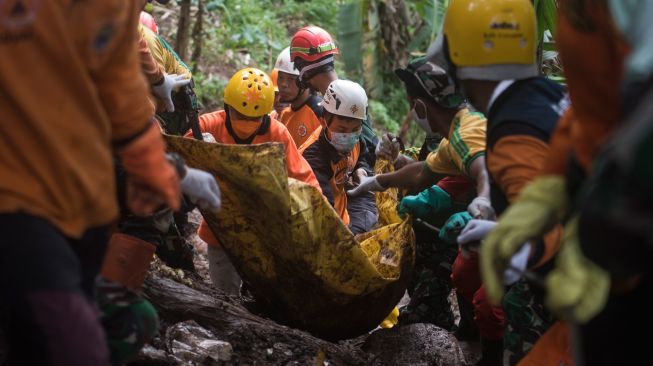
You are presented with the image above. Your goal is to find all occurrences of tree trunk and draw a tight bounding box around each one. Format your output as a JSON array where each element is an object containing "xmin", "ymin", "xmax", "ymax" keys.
[
  {"xmin": 397, "ymin": 109, "xmax": 413, "ymax": 142},
  {"xmin": 176, "ymin": 0, "xmax": 192, "ymax": 61},
  {"xmin": 141, "ymin": 275, "xmax": 368, "ymax": 365},
  {"xmin": 191, "ymin": 0, "xmax": 204, "ymax": 73}
]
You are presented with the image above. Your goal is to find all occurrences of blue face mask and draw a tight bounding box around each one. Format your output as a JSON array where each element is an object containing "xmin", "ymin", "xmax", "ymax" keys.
[{"xmin": 329, "ymin": 130, "xmax": 361, "ymax": 154}]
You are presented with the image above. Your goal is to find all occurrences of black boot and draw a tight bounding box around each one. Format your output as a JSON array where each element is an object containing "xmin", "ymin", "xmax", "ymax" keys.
[
  {"xmin": 454, "ymin": 293, "xmax": 480, "ymax": 342},
  {"xmin": 476, "ymin": 338, "xmax": 503, "ymax": 366}
]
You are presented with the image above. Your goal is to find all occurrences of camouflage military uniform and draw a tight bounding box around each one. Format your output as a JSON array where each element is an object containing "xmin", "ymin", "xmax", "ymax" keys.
[
  {"xmin": 502, "ymin": 278, "xmax": 554, "ymax": 365},
  {"xmin": 398, "ymin": 144, "xmax": 475, "ymax": 330}
]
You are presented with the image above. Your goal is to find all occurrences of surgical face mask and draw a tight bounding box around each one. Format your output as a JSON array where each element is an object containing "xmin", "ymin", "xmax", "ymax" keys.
[
  {"xmin": 231, "ymin": 117, "xmax": 262, "ymax": 139},
  {"xmin": 411, "ymin": 99, "xmax": 436, "ymax": 136},
  {"xmin": 329, "ymin": 130, "xmax": 361, "ymax": 154}
]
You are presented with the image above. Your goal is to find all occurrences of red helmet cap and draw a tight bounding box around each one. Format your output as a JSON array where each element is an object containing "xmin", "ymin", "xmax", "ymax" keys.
[
  {"xmin": 290, "ymin": 26, "xmax": 339, "ymax": 63},
  {"xmin": 140, "ymin": 11, "xmax": 159, "ymax": 35}
]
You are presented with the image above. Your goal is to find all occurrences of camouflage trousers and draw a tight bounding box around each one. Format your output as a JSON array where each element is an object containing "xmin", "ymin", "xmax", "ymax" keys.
[
  {"xmin": 502, "ymin": 279, "xmax": 554, "ymax": 365},
  {"xmin": 399, "ymin": 222, "xmax": 459, "ymax": 330},
  {"xmin": 97, "ymin": 279, "xmax": 159, "ymax": 365}
]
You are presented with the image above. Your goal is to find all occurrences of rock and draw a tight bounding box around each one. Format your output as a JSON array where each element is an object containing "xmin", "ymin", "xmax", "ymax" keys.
[
  {"xmin": 166, "ymin": 320, "xmax": 233, "ymax": 363},
  {"xmin": 363, "ymin": 323, "xmax": 468, "ymax": 366}
]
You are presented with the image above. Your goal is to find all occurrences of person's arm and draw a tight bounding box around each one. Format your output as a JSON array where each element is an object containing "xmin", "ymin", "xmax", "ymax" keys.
[
  {"xmin": 302, "ymin": 143, "xmax": 333, "ymax": 202},
  {"xmin": 469, "ymin": 156, "xmax": 490, "ymax": 199},
  {"xmin": 376, "ymin": 161, "xmax": 443, "ymax": 192},
  {"xmin": 488, "ymin": 135, "xmax": 563, "ymax": 265},
  {"xmin": 282, "ymin": 128, "xmax": 322, "ymax": 193},
  {"xmin": 138, "ymin": 33, "xmax": 165, "ymax": 86}
]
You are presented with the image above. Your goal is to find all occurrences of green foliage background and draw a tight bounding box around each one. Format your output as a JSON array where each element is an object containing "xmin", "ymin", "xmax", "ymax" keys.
[{"xmin": 157, "ymin": 0, "xmax": 560, "ymax": 145}]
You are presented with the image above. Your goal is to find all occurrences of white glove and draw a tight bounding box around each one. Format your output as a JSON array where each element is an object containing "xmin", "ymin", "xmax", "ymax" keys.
[
  {"xmin": 467, "ymin": 196, "xmax": 496, "ymax": 220},
  {"xmin": 457, "ymin": 219, "xmax": 497, "ymax": 245},
  {"xmin": 180, "ymin": 167, "xmax": 221, "ymax": 210},
  {"xmin": 347, "ymin": 176, "xmax": 386, "ymax": 197},
  {"xmin": 503, "ymin": 243, "xmax": 531, "ymax": 285},
  {"xmin": 202, "ymin": 133, "xmax": 217, "ymax": 143},
  {"xmin": 152, "ymin": 73, "xmax": 191, "ymax": 112},
  {"xmin": 457, "ymin": 219, "xmax": 496, "ymax": 258},
  {"xmin": 375, "ymin": 134, "xmax": 401, "ymax": 162}
]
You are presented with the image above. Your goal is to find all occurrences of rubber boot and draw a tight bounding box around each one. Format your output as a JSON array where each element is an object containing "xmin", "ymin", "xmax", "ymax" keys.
[
  {"xmin": 476, "ymin": 338, "xmax": 503, "ymax": 366},
  {"xmin": 101, "ymin": 233, "xmax": 156, "ymax": 292},
  {"xmin": 99, "ymin": 233, "xmax": 159, "ymax": 365},
  {"xmin": 455, "ymin": 293, "xmax": 480, "ymax": 342}
]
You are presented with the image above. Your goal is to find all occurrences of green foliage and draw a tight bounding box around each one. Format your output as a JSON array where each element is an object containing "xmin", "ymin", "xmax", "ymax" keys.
[
  {"xmin": 193, "ymin": 71, "xmax": 227, "ymax": 111},
  {"xmin": 368, "ymin": 80, "xmax": 407, "ymax": 134},
  {"xmin": 407, "ymin": 0, "xmax": 449, "ymax": 53},
  {"xmin": 206, "ymin": 0, "xmax": 338, "ymax": 71}
]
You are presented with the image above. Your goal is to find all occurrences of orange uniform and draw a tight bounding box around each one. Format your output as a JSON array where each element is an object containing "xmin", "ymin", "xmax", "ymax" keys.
[
  {"xmin": 0, "ymin": 0, "xmax": 154, "ymax": 238},
  {"xmin": 279, "ymin": 95, "xmax": 323, "ymax": 148},
  {"xmin": 543, "ymin": 0, "xmax": 629, "ymax": 175},
  {"xmin": 188, "ymin": 110, "xmax": 320, "ymax": 247}
]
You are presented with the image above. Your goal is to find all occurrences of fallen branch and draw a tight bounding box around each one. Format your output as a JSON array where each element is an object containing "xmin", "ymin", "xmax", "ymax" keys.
[{"xmin": 142, "ymin": 275, "xmax": 368, "ymax": 365}]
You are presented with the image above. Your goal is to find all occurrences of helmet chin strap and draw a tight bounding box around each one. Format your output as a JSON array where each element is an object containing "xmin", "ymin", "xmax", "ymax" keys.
[{"xmin": 298, "ymin": 55, "xmax": 334, "ymax": 83}]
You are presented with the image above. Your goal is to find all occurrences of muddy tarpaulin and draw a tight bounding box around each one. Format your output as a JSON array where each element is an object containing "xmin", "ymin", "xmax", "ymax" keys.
[
  {"xmin": 165, "ymin": 136, "xmax": 415, "ymax": 340},
  {"xmin": 374, "ymin": 158, "xmax": 403, "ymax": 226}
]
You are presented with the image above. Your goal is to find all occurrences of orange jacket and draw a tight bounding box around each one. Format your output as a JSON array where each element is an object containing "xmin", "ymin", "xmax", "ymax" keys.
[
  {"xmin": 279, "ymin": 95, "xmax": 323, "ymax": 148},
  {"xmin": 517, "ymin": 321, "xmax": 573, "ymax": 366},
  {"xmin": 189, "ymin": 110, "xmax": 321, "ymax": 247},
  {"xmin": 487, "ymin": 136, "xmax": 563, "ymax": 267},
  {"xmin": 0, "ymin": 1, "xmax": 154, "ymax": 238},
  {"xmin": 543, "ymin": 0, "xmax": 630, "ymax": 175}
]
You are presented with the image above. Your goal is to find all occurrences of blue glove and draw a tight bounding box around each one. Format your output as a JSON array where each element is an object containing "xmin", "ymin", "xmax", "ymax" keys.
[
  {"xmin": 439, "ymin": 212, "xmax": 472, "ymax": 243},
  {"xmin": 398, "ymin": 185, "xmax": 451, "ymax": 219}
]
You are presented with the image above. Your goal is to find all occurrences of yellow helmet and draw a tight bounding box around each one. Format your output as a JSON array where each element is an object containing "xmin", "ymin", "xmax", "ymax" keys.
[
  {"xmin": 223, "ymin": 68, "xmax": 274, "ymax": 117},
  {"xmin": 443, "ymin": 0, "xmax": 537, "ymax": 80}
]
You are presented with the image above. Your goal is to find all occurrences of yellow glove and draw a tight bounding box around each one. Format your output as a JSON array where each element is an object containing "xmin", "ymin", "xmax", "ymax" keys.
[
  {"xmin": 481, "ymin": 176, "xmax": 568, "ymax": 304},
  {"xmin": 546, "ymin": 217, "xmax": 610, "ymax": 323}
]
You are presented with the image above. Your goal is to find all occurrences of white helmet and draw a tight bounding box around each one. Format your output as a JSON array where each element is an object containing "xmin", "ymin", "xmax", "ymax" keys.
[
  {"xmin": 321, "ymin": 79, "xmax": 368, "ymax": 120},
  {"xmin": 274, "ymin": 47, "xmax": 299, "ymax": 76}
]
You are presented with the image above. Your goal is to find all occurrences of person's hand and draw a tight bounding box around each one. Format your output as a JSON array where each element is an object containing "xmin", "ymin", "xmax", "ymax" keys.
[
  {"xmin": 439, "ymin": 212, "xmax": 472, "ymax": 243},
  {"xmin": 347, "ymin": 175, "xmax": 386, "ymax": 197},
  {"xmin": 545, "ymin": 217, "xmax": 610, "ymax": 323},
  {"xmin": 202, "ymin": 133, "xmax": 217, "ymax": 143},
  {"xmin": 119, "ymin": 124, "xmax": 180, "ymax": 215},
  {"xmin": 504, "ymin": 244, "xmax": 531, "ymax": 285},
  {"xmin": 152, "ymin": 73, "xmax": 191, "ymax": 112},
  {"xmin": 180, "ymin": 168, "xmax": 221, "ymax": 211},
  {"xmin": 480, "ymin": 176, "xmax": 568, "ymax": 305},
  {"xmin": 467, "ymin": 196, "xmax": 496, "ymax": 220},
  {"xmin": 457, "ymin": 219, "xmax": 496, "ymax": 257},
  {"xmin": 353, "ymin": 168, "xmax": 368, "ymax": 185},
  {"xmin": 397, "ymin": 185, "xmax": 451, "ymax": 219},
  {"xmin": 375, "ymin": 133, "xmax": 401, "ymax": 162}
]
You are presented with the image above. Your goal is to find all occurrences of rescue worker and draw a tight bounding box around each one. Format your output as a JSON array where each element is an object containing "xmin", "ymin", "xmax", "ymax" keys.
[
  {"xmin": 442, "ymin": 0, "xmax": 567, "ymax": 363},
  {"xmin": 275, "ymin": 47, "xmax": 323, "ymax": 148},
  {"xmin": 135, "ymin": 9, "xmax": 201, "ymax": 268},
  {"xmin": 347, "ymin": 57, "xmax": 492, "ymax": 222},
  {"xmin": 269, "ymin": 68, "xmax": 289, "ymax": 119},
  {"xmin": 302, "ymin": 79, "xmax": 374, "ymax": 231},
  {"xmin": 353, "ymin": 57, "xmax": 479, "ymax": 329},
  {"xmin": 479, "ymin": 1, "xmax": 652, "ymax": 364},
  {"xmin": 291, "ymin": 25, "xmax": 379, "ymax": 234},
  {"xmin": 189, "ymin": 68, "xmax": 321, "ymax": 295},
  {"xmin": 0, "ymin": 2, "xmax": 180, "ymax": 364}
]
